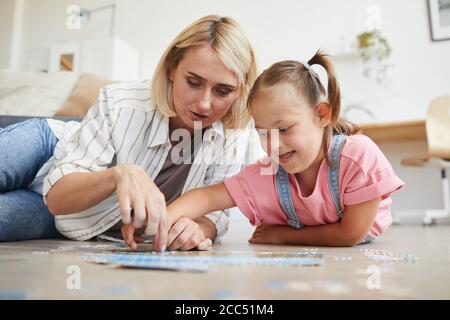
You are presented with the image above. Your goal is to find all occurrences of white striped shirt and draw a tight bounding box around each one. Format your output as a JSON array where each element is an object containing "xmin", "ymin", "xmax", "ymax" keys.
[{"xmin": 39, "ymin": 80, "xmax": 250, "ymax": 241}]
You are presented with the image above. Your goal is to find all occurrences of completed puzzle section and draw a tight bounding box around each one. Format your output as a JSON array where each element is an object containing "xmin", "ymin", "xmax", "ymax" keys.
[{"xmin": 83, "ymin": 248, "xmax": 324, "ymax": 272}]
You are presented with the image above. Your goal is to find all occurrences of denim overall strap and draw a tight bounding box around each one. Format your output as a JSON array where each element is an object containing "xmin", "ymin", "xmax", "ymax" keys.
[
  {"xmin": 328, "ymin": 134, "xmax": 347, "ymax": 219},
  {"xmin": 275, "ymin": 166, "xmax": 303, "ymax": 229},
  {"xmin": 328, "ymin": 134, "xmax": 374, "ymax": 245}
]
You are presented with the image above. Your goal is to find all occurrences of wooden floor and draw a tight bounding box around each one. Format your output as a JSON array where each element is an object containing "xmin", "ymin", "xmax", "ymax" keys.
[{"xmin": 0, "ymin": 220, "xmax": 449, "ymax": 299}]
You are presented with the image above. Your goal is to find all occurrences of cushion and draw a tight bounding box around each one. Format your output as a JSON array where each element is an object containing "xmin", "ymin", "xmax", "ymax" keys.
[
  {"xmin": 55, "ymin": 73, "xmax": 113, "ymax": 117},
  {"xmin": 0, "ymin": 70, "xmax": 78, "ymax": 117}
]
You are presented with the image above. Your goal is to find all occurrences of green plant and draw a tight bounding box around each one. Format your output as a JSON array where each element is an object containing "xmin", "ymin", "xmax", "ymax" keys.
[{"xmin": 357, "ymin": 30, "xmax": 392, "ymax": 84}]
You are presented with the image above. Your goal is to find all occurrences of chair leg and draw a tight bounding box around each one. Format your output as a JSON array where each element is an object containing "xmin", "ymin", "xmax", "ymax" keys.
[
  {"xmin": 443, "ymin": 169, "xmax": 450, "ymax": 211},
  {"xmin": 422, "ymin": 169, "xmax": 450, "ymax": 225}
]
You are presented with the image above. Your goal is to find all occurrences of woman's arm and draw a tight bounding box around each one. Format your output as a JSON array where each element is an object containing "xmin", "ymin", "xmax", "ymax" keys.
[
  {"xmin": 44, "ymin": 87, "xmax": 170, "ymax": 251},
  {"xmin": 167, "ymin": 182, "xmax": 236, "ymax": 225},
  {"xmin": 44, "ymin": 90, "xmax": 117, "ymax": 215},
  {"xmin": 46, "ymin": 169, "xmax": 116, "ymax": 215},
  {"xmin": 250, "ymin": 197, "xmax": 381, "ymax": 247},
  {"xmin": 48, "ymin": 163, "xmax": 168, "ymax": 250}
]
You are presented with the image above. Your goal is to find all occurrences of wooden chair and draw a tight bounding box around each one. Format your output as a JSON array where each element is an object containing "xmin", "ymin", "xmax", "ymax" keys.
[{"xmin": 401, "ymin": 96, "xmax": 450, "ymax": 224}]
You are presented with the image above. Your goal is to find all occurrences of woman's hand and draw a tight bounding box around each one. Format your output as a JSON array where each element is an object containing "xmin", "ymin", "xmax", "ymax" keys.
[{"xmin": 114, "ymin": 164, "xmax": 168, "ymax": 251}]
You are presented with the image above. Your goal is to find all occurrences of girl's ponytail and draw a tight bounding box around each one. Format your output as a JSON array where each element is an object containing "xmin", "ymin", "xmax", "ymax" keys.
[{"xmin": 307, "ymin": 50, "xmax": 360, "ymax": 165}]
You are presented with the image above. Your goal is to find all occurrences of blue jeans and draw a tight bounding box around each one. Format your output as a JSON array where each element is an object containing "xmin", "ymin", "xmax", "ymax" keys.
[{"xmin": 0, "ymin": 118, "xmax": 62, "ymax": 241}]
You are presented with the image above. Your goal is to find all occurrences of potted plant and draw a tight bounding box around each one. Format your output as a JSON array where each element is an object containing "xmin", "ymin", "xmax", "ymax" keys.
[{"xmin": 357, "ymin": 30, "xmax": 392, "ymax": 85}]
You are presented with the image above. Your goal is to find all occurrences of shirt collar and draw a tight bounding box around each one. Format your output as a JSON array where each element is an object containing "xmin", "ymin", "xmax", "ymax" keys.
[{"xmin": 147, "ymin": 110, "xmax": 170, "ymax": 148}]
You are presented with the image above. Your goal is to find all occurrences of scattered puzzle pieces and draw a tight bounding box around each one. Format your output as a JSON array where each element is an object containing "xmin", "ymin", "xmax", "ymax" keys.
[
  {"xmin": 360, "ymin": 249, "xmax": 418, "ymax": 263},
  {"xmin": 334, "ymin": 256, "xmax": 353, "ymax": 261}
]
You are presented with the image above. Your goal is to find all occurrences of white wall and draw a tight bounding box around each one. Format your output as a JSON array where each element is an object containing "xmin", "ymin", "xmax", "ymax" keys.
[
  {"xmin": 20, "ymin": 0, "xmax": 119, "ymax": 72},
  {"xmin": 113, "ymin": 0, "xmax": 450, "ymax": 124},
  {"xmin": 22, "ymin": 0, "xmax": 116, "ymax": 49},
  {"xmin": 16, "ymin": 0, "xmax": 450, "ymax": 122},
  {"xmin": 0, "ymin": 0, "xmax": 16, "ymax": 69}
]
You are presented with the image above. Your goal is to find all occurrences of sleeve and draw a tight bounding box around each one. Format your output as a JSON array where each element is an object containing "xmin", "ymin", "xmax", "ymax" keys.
[
  {"xmin": 342, "ymin": 137, "xmax": 405, "ymax": 206},
  {"xmin": 202, "ymin": 128, "xmax": 250, "ymax": 240},
  {"xmin": 223, "ymin": 164, "xmax": 262, "ymax": 225},
  {"xmin": 42, "ymin": 87, "xmax": 116, "ymax": 201}
]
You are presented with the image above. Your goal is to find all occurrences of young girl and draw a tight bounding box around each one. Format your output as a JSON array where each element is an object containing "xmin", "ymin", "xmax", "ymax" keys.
[{"xmin": 123, "ymin": 50, "xmax": 404, "ymax": 248}]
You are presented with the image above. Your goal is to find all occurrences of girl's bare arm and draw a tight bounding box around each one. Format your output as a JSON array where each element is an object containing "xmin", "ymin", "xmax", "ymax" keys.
[
  {"xmin": 167, "ymin": 182, "xmax": 236, "ymax": 225},
  {"xmin": 250, "ymin": 197, "xmax": 381, "ymax": 247}
]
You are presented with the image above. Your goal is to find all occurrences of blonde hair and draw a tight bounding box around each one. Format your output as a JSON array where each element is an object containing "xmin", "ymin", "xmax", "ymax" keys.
[
  {"xmin": 151, "ymin": 15, "xmax": 257, "ymax": 129},
  {"xmin": 247, "ymin": 50, "xmax": 360, "ymax": 165}
]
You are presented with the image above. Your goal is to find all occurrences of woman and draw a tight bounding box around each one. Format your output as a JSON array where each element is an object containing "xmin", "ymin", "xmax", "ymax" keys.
[{"xmin": 0, "ymin": 15, "xmax": 257, "ymax": 252}]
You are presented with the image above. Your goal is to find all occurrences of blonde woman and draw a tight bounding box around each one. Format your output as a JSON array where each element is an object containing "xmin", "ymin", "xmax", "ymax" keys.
[{"xmin": 0, "ymin": 15, "xmax": 257, "ymax": 252}]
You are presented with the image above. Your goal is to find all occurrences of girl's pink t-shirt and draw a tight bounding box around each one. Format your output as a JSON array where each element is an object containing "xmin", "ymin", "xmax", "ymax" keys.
[{"xmin": 224, "ymin": 134, "xmax": 405, "ymax": 238}]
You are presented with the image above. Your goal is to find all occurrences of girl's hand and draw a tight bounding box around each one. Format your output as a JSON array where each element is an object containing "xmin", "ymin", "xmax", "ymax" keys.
[
  {"xmin": 114, "ymin": 164, "xmax": 168, "ymax": 252},
  {"xmin": 121, "ymin": 217, "xmax": 213, "ymax": 251},
  {"xmin": 166, "ymin": 217, "xmax": 213, "ymax": 251},
  {"xmin": 249, "ymin": 224, "xmax": 286, "ymax": 245}
]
